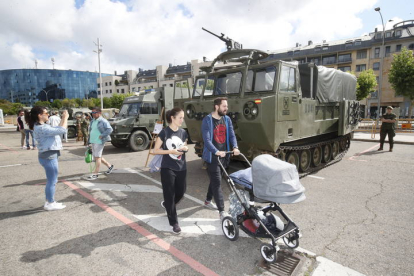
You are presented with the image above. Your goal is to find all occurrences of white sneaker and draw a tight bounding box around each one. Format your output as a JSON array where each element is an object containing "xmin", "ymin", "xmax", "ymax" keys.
[
  {"xmin": 204, "ymin": 200, "xmax": 218, "ymax": 210},
  {"xmin": 219, "ymin": 211, "xmax": 229, "ymax": 221},
  {"xmin": 44, "ymin": 201, "xmax": 66, "ymax": 211},
  {"xmin": 87, "ymin": 174, "xmax": 98, "ymax": 180}
]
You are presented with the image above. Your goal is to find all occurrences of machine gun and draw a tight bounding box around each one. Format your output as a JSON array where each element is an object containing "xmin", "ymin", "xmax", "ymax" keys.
[{"xmin": 202, "ymin": 27, "xmax": 242, "ymax": 51}]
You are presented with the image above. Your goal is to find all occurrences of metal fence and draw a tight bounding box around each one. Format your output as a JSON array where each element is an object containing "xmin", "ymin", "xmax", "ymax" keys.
[{"xmin": 356, "ymin": 118, "xmax": 414, "ymax": 134}]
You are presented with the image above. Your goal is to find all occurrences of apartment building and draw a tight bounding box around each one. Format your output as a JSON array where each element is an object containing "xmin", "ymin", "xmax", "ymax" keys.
[{"xmin": 268, "ymin": 20, "xmax": 414, "ymax": 117}]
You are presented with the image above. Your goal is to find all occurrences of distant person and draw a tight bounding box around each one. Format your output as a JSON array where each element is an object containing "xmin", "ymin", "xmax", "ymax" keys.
[
  {"xmin": 75, "ymin": 115, "xmax": 83, "ymax": 142},
  {"xmin": 24, "ymin": 107, "xmax": 69, "ymax": 211},
  {"xmin": 17, "ymin": 110, "xmax": 26, "ymax": 149},
  {"xmin": 81, "ymin": 113, "xmax": 90, "ymax": 146},
  {"xmin": 378, "ymin": 106, "xmax": 397, "ymax": 152},
  {"xmin": 153, "ymin": 108, "xmax": 188, "ymax": 234},
  {"xmin": 23, "ymin": 112, "xmax": 36, "ymax": 150},
  {"xmin": 48, "ymin": 111, "xmax": 61, "ymax": 127},
  {"xmin": 202, "ymin": 97, "xmax": 239, "ymax": 221},
  {"xmin": 87, "ymin": 107, "xmax": 114, "ymax": 180}
]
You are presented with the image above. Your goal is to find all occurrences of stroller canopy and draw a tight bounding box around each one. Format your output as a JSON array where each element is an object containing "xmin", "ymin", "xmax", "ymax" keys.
[{"xmin": 252, "ymin": 154, "xmax": 305, "ymax": 204}]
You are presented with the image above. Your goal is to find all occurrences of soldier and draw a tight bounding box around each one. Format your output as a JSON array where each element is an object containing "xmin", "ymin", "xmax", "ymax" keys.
[
  {"xmin": 378, "ymin": 106, "xmax": 397, "ymax": 152},
  {"xmin": 81, "ymin": 113, "xmax": 90, "ymax": 146},
  {"xmin": 75, "ymin": 115, "xmax": 83, "ymax": 142}
]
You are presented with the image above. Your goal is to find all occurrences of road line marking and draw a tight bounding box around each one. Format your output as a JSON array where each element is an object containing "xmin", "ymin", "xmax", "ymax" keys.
[
  {"xmin": 125, "ymin": 168, "xmax": 205, "ymax": 205},
  {"xmin": 62, "ymin": 180, "xmax": 219, "ymax": 276},
  {"xmin": 349, "ymin": 144, "xmax": 379, "ymax": 161},
  {"xmin": 77, "ymin": 181, "xmax": 163, "ymax": 193},
  {"xmin": 308, "ymin": 175, "xmax": 325, "ymax": 180},
  {"xmin": 0, "ymin": 143, "xmax": 18, "ymax": 154},
  {"xmin": 0, "ymin": 164, "xmax": 22, "ymax": 168}
]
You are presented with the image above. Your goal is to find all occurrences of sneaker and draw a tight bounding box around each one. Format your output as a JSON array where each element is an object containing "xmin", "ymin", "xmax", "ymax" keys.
[
  {"xmin": 44, "ymin": 201, "xmax": 66, "ymax": 211},
  {"xmin": 219, "ymin": 211, "xmax": 229, "ymax": 221},
  {"xmin": 32, "ymin": 146, "xmax": 37, "ymax": 150},
  {"xmin": 105, "ymin": 165, "xmax": 114, "ymax": 175},
  {"xmin": 87, "ymin": 174, "xmax": 98, "ymax": 180},
  {"xmin": 377, "ymin": 148, "xmax": 383, "ymax": 151},
  {"xmin": 172, "ymin": 223, "xmax": 181, "ymax": 234},
  {"xmin": 389, "ymin": 149, "xmax": 393, "ymax": 152},
  {"xmin": 22, "ymin": 146, "xmax": 27, "ymax": 149},
  {"xmin": 160, "ymin": 201, "xmax": 165, "ymax": 209},
  {"xmin": 27, "ymin": 147, "xmax": 31, "ymax": 150},
  {"xmin": 204, "ymin": 200, "xmax": 218, "ymax": 210}
]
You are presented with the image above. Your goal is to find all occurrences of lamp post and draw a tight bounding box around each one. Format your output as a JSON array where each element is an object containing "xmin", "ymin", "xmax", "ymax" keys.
[
  {"xmin": 374, "ymin": 7, "xmax": 385, "ymax": 120},
  {"xmin": 41, "ymin": 89, "xmax": 51, "ymax": 102},
  {"xmin": 94, "ymin": 38, "xmax": 104, "ymax": 110}
]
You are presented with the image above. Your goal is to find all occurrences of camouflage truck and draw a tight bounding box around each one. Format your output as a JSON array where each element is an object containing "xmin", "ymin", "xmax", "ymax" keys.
[
  {"xmin": 109, "ymin": 86, "xmax": 190, "ymax": 151},
  {"xmin": 174, "ymin": 48, "xmax": 360, "ymax": 174},
  {"xmin": 58, "ymin": 107, "xmax": 91, "ymax": 138}
]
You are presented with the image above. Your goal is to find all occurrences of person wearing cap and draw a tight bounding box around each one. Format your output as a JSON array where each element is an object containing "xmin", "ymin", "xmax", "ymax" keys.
[{"xmin": 378, "ymin": 106, "xmax": 396, "ymax": 152}]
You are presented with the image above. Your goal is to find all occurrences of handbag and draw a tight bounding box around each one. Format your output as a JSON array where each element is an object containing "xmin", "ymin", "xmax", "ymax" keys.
[
  {"xmin": 85, "ymin": 148, "xmax": 93, "ymax": 163},
  {"xmin": 149, "ymin": 154, "xmax": 163, "ymax": 173}
]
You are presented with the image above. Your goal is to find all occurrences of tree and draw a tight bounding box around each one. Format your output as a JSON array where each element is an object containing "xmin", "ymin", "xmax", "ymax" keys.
[
  {"xmin": 110, "ymin": 93, "xmax": 134, "ymax": 109},
  {"xmin": 389, "ymin": 47, "xmax": 414, "ymax": 117},
  {"xmin": 103, "ymin": 97, "xmax": 111, "ymax": 108},
  {"xmin": 34, "ymin": 101, "xmax": 51, "ymax": 108},
  {"xmin": 51, "ymin": 99, "xmax": 63, "ymax": 109},
  {"xmin": 356, "ymin": 69, "xmax": 377, "ymax": 101},
  {"xmin": 0, "ymin": 100, "xmax": 23, "ymax": 115}
]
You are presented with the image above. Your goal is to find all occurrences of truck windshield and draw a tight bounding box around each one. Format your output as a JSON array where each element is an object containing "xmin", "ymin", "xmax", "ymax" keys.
[
  {"xmin": 193, "ymin": 76, "xmax": 215, "ymax": 97},
  {"xmin": 246, "ymin": 66, "xmax": 277, "ymax": 93},
  {"xmin": 119, "ymin": 102, "xmax": 142, "ymax": 117}
]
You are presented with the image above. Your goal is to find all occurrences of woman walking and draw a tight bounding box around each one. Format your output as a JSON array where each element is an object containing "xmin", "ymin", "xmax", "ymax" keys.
[
  {"xmin": 153, "ymin": 108, "xmax": 188, "ymax": 234},
  {"xmin": 25, "ymin": 106, "xmax": 69, "ymax": 211}
]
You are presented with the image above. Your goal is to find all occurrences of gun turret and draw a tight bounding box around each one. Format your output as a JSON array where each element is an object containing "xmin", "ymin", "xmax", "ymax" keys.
[{"xmin": 202, "ymin": 27, "xmax": 242, "ymax": 51}]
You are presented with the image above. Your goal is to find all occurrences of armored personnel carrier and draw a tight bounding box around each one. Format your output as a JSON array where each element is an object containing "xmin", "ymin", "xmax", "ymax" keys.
[{"xmin": 174, "ymin": 42, "xmax": 360, "ymax": 174}]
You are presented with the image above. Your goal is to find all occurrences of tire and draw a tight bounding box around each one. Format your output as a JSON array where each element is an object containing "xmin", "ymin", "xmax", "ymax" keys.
[
  {"xmin": 286, "ymin": 151, "xmax": 299, "ymax": 170},
  {"xmin": 282, "ymin": 232, "xmax": 299, "ymax": 249},
  {"xmin": 67, "ymin": 126, "xmax": 76, "ymax": 139},
  {"xmin": 331, "ymin": 141, "xmax": 339, "ymax": 159},
  {"xmin": 299, "ymin": 149, "xmax": 311, "ymax": 172},
  {"xmin": 128, "ymin": 130, "xmax": 150, "ymax": 151},
  {"xmin": 260, "ymin": 243, "xmax": 277, "ymax": 263},
  {"xmin": 221, "ymin": 216, "xmax": 239, "ymax": 241},
  {"xmin": 322, "ymin": 144, "xmax": 332, "ymax": 163},
  {"xmin": 311, "ymin": 146, "xmax": 322, "ymax": 167},
  {"xmin": 111, "ymin": 141, "xmax": 127, "ymax": 148}
]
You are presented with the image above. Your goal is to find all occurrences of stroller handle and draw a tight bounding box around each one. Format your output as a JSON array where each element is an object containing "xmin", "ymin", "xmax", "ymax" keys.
[{"xmin": 217, "ymin": 151, "xmax": 252, "ymax": 169}]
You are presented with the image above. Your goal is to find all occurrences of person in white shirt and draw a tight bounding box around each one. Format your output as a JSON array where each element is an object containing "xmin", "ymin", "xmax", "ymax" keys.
[{"xmin": 48, "ymin": 111, "xmax": 61, "ymax": 127}]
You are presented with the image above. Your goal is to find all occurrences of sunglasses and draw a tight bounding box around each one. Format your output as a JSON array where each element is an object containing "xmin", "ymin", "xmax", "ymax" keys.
[
  {"xmin": 43, "ymin": 112, "xmax": 49, "ymax": 115},
  {"xmin": 91, "ymin": 112, "xmax": 99, "ymax": 114}
]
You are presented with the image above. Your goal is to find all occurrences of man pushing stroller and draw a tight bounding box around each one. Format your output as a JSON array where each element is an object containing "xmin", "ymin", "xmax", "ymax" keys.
[{"xmin": 201, "ymin": 97, "xmax": 240, "ymax": 220}]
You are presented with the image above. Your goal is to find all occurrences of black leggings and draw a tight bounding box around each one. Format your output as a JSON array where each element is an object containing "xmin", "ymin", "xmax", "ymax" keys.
[{"xmin": 160, "ymin": 168, "xmax": 187, "ymax": 226}]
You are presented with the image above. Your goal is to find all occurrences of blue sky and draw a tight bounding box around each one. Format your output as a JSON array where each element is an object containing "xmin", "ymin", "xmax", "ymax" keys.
[{"xmin": 0, "ymin": 0, "xmax": 413, "ymax": 73}]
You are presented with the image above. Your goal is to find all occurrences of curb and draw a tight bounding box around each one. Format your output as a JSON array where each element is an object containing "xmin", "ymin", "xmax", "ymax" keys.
[{"xmin": 352, "ymin": 138, "xmax": 414, "ymax": 145}]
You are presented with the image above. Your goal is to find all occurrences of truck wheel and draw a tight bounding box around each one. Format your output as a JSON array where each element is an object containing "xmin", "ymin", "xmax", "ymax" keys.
[
  {"xmin": 299, "ymin": 149, "xmax": 311, "ymax": 172},
  {"xmin": 332, "ymin": 142, "xmax": 339, "ymax": 159},
  {"xmin": 129, "ymin": 130, "xmax": 149, "ymax": 151},
  {"xmin": 286, "ymin": 152, "xmax": 299, "ymax": 169},
  {"xmin": 67, "ymin": 127, "xmax": 76, "ymax": 139},
  {"xmin": 311, "ymin": 146, "xmax": 322, "ymax": 167},
  {"xmin": 322, "ymin": 144, "xmax": 332, "ymax": 163},
  {"xmin": 111, "ymin": 141, "xmax": 127, "ymax": 148}
]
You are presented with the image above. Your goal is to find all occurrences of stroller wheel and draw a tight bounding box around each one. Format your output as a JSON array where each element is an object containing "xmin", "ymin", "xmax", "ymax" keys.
[
  {"xmin": 260, "ymin": 243, "xmax": 277, "ymax": 263},
  {"xmin": 283, "ymin": 232, "xmax": 299, "ymax": 249},
  {"xmin": 221, "ymin": 216, "xmax": 239, "ymax": 241}
]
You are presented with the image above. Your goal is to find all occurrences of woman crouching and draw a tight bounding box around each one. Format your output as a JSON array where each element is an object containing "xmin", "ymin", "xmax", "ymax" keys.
[
  {"xmin": 153, "ymin": 108, "xmax": 188, "ymax": 234},
  {"xmin": 25, "ymin": 107, "xmax": 69, "ymax": 211}
]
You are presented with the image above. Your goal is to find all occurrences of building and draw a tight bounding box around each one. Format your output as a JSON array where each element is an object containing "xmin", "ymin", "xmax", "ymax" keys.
[
  {"xmin": 0, "ymin": 69, "xmax": 111, "ymax": 106},
  {"xmin": 267, "ymin": 19, "xmax": 414, "ymax": 118}
]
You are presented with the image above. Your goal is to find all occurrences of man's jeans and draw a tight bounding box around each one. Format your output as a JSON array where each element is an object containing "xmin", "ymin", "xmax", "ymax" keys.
[
  {"xmin": 25, "ymin": 129, "xmax": 35, "ymax": 148},
  {"xmin": 38, "ymin": 157, "xmax": 59, "ymax": 203}
]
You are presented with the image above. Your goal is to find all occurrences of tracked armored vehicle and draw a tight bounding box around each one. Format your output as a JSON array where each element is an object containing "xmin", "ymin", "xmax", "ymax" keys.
[{"xmin": 174, "ymin": 47, "xmax": 360, "ymax": 174}]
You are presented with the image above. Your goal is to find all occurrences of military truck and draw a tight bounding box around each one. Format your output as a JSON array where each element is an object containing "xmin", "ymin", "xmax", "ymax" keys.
[
  {"xmin": 173, "ymin": 48, "xmax": 360, "ymax": 174},
  {"xmin": 110, "ymin": 86, "xmax": 190, "ymax": 151}
]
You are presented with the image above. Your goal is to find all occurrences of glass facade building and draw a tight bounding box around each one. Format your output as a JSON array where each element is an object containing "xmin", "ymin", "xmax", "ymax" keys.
[{"xmin": 0, "ymin": 69, "xmax": 111, "ymax": 106}]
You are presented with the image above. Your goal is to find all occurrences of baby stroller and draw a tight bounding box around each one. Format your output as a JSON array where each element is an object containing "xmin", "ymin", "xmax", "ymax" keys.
[{"xmin": 219, "ymin": 153, "xmax": 306, "ymax": 263}]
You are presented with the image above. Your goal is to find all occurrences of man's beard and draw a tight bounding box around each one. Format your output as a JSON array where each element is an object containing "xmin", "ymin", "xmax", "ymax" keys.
[{"xmin": 218, "ymin": 109, "xmax": 227, "ymax": 117}]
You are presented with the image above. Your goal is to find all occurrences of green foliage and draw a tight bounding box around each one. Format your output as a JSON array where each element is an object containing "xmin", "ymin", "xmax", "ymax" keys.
[
  {"xmin": 356, "ymin": 69, "xmax": 377, "ymax": 101},
  {"xmin": 61, "ymin": 98, "xmax": 78, "ymax": 108},
  {"xmin": 109, "ymin": 93, "xmax": 134, "ymax": 109},
  {"xmin": 389, "ymin": 47, "xmax": 414, "ymax": 100},
  {"xmin": 74, "ymin": 98, "xmax": 82, "ymax": 107},
  {"xmin": 0, "ymin": 100, "xmax": 24, "ymax": 115},
  {"xmin": 115, "ymin": 79, "xmax": 119, "ymax": 86},
  {"xmin": 51, "ymin": 99, "xmax": 63, "ymax": 109},
  {"xmin": 103, "ymin": 97, "xmax": 111, "ymax": 108},
  {"xmin": 34, "ymin": 101, "xmax": 51, "ymax": 108}
]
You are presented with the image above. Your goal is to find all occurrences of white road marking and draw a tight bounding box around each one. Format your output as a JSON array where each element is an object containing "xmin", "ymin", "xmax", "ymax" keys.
[
  {"xmin": 0, "ymin": 164, "xmax": 22, "ymax": 168},
  {"xmin": 77, "ymin": 181, "xmax": 162, "ymax": 193},
  {"xmin": 308, "ymin": 175, "xmax": 325, "ymax": 180},
  {"xmin": 125, "ymin": 168, "xmax": 205, "ymax": 205}
]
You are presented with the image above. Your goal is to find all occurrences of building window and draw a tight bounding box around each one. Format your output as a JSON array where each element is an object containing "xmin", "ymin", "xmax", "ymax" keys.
[
  {"xmin": 357, "ymin": 50, "xmax": 367, "ymax": 59},
  {"xmin": 109, "ymin": 82, "xmax": 112, "ymax": 85},
  {"xmin": 374, "ymin": 48, "xmax": 380, "ymax": 58},
  {"xmin": 373, "ymin": 62, "xmax": 380, "ymax": 70},
  {"xmin": 314, "ymin": 47, "xmax": 321, "ymax": 52},
  {"xmin": 338, "ymin": 53, "xmax": 352, "ymax": 63},
  {"xmin": 117, "ymin": 89, "xmax": 119, "ymax": 93},
  {"xmin": 385, "ymin": 32, "xmax": 391, "ymax": 38},
  {"xmin": 322, "ymin": 46, "xmax": 329, "ymax": 50},
  {"xmin": 309, "ymin": 57, "xmax": 320, "ymax": 65},
  {"xmin": 106, "ymin": 90, "xmax": 108, "ymax": 93},
  {"xmin": 97, "ymin": 84, "xmax": 100, "ymax": 88},
  {"xmin": 322, "ymin": 56, "xmax": 336, "ymax": 65},
  {"xmin": 338, "ymin": 66, "xmax": 351, "ymax": 72},
  {"xmin": 396, "ymin": 30, "xmax": 402, "ymax": 37},
  {"xmin": 345, "ymin": 42, "xmax": 353, "ymax": 48},
  {"xmin": 110, "ymin": 89, "xmax": 112, "ymax": 93},
  {"xmin": 356, "ymin": 64, "xmax": 367, "ymax": 72},
  {"xmin": 375, "ymin": 33, "xmax": 382, "ymax": 39},
  {"xmin": 105, "ymin": 82, "xmax": 108, "ymax": 86},
  {"xmin": 170, "ymin": 84, "xmax": 173, "ymax": 87},
  {"xmin": 385, "ymin": 46, "xmax": 391, "ymax": 57},
  {"xmin": 409, "ymin": 44, "xmax": 414, "ymax": 50},
  {"xmin": 121, "ymin": 89, "xmax": 125, "ymax": 93},
  {"xmin": 396, "ymin": 44, "xmax": 402, "ymax": 52},
  {"xmin": 354, "ymin": 40, "xmax": 361, "ymax": 46}
]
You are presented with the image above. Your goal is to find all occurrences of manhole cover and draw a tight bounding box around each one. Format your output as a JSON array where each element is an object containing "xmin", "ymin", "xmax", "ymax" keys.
[{"xmin": 258, "ymin": 249, "xmax": 307, "ymax": 276}]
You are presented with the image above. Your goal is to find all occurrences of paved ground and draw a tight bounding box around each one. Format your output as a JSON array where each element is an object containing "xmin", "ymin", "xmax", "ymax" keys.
[{"xmin": 0, "ymin": 126, "xmax": 413, "ymax": 276}]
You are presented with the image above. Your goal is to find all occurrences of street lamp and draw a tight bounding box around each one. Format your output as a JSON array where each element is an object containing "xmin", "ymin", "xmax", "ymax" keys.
[
  {"xmin": 94, "ymin": 38, "xmax": 104, "ymax": 110},
  {"xmin": 374, "ymin": 7, "xmax": 385, "ymax": 120},
  {"xmin": 41, "ymin": 89, "xmax": 52, "ymax": 102}
]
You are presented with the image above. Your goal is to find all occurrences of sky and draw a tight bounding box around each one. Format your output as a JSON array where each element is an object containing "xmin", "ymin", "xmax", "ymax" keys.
[{"xmin": 0, "ymin": 0, "xmax": 413, "ymax": 74}]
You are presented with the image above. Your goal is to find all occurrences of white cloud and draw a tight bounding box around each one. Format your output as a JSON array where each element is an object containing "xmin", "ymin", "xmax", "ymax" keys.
[{"xmin": 0, "ymin": 0, "xmax": 388, "ymax": 73}]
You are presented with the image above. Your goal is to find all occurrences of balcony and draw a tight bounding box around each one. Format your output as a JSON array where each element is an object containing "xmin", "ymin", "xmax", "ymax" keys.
[{"xmin": 337, "ymin": 57, "xmax": 353, "ymax": 64}]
